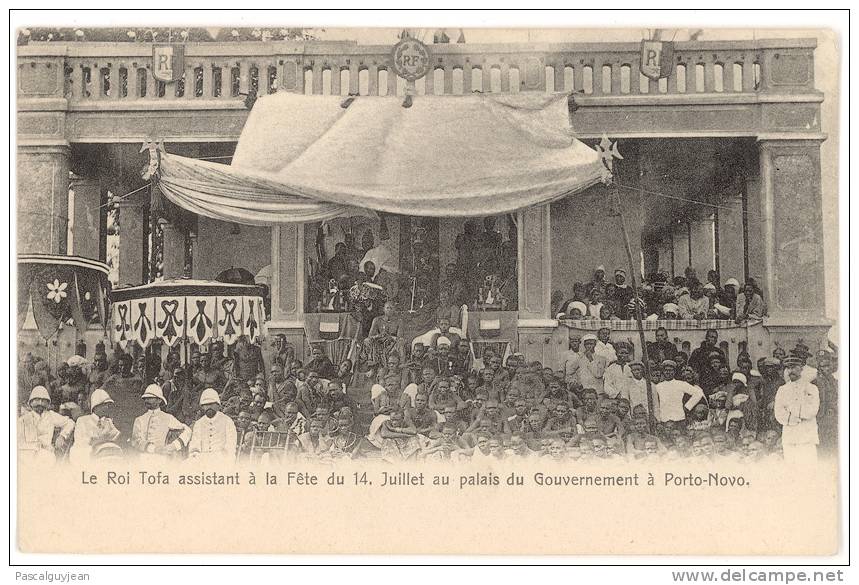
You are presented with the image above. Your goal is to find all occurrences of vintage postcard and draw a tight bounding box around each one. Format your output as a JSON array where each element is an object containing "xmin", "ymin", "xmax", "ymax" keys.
[{"xmin": 12, "ymin": 17, "xmax": 844, "ymax": 560}]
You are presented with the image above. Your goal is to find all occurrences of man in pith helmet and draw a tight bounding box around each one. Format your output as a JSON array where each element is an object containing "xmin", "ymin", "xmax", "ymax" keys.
[
  {"xmin": 18, "ymin": 385, "xmax": 75, "ymax": 463},
  {"xmin": 131, "ymin": 383, "xmax": 191, "ymax": 459},
  {"xmin": 189, "ymin": 388, "xmax": 237, "ymax": 462},
  {"xmin": 70, "ymin": 388, "xmax": 122, "ymax": 464}
]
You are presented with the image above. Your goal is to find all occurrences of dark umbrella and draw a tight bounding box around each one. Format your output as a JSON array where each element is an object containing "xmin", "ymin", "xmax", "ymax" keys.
[{"xmin": 215, "ymin": 267, "xmax": 255, "ymax": 285}]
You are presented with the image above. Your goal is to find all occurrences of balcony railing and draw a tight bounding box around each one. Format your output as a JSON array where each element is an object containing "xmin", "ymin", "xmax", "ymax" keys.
[{"xmin": 17, "ymin": 38, "xmax": 818, "ymax": 107}]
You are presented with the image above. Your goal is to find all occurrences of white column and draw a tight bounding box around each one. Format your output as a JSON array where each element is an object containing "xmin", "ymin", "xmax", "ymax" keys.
[
  {"xmin": 270, "ymin": 224, "xmax": 306, "ymax": 358},
  {"xmin": 517, "ymin": 204, "xmax": 552, "ymax": 322}
]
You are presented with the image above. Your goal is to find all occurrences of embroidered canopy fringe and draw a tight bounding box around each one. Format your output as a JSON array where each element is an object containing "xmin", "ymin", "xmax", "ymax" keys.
[{"xmin": 156, "ymin": 92, "xmax": 609, "ymax": 224}]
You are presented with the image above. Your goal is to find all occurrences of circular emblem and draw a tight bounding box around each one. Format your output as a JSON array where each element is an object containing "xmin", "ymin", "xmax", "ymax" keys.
[{"xmin": 391, "ymin": 38, "xmax": 431, "ymax": 82}]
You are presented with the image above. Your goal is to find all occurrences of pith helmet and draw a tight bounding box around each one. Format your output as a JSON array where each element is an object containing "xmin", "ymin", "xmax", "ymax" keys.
[
  {"xmin": 141, "ymin": 383, "xmax": 167, "ymax": 405},
  {"xmin": 28, "ymin": 386, "xmax": 51, "ymax": 404},
  {"xmin": 199, "ymin": 388, "xmax": 221, "ymax": 406}
]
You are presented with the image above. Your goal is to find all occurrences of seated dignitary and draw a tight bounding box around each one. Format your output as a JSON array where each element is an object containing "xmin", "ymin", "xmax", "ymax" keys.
[
  {"xmin": 18, "ymin": 385, "xmax": 75, "ymax": 464},
  {"xmin": 189, "ymin": 388, "xmax": 238, "ymax": 462},
  {"xmin": 69, "ymin": 388, "xmax": 122, "ymax": 464},
  {"xmin": 131, "ymin": 384, "xmax": 192, "ymax": 460}
]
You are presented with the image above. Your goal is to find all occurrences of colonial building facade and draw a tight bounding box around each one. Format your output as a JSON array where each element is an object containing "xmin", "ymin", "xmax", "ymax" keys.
[{"xmin": 17, "ymin": 38, "xmax": 831, "ymax": 366}]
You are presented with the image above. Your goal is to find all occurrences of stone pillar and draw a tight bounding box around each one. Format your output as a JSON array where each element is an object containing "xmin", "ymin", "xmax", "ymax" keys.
[
  {"xmin": 517, "ymin": 204, "xmax": 551, "ymax": 321},
  {"xmin": 517, "ymin": 204, "xmax": 555, "ymax": 364},
  {"xmin": 116, "ymin": 194, "xmax": 147, "ymax": 287},
  {"xmin": 672, "ymin": 225, "xmax": 690, "ymax": 273},
  {"xmin": 160, "ymin": 220, "xmax": 186, "ymax": 279},
  {"xmin": 17, "ymin": 144, "xmax": 70, "ymax": 254},
  {"xmin": 716, "ymin": 194, "xmax": 745, "ymax": 283},
  {"xmin": 69, "ymin": 174, "xmax": 101, "ymax": 259},
  {"xmin": 270, "ymin": 224, "xmax": 306, "ymax": 359},
  {"xmin": 655, "ymin": 238, "xmax": 673, "ymax": 275},
  {"xmin": 17, "ymin": 50, "xmax": 69, "ymax": 255},
  {"xmin": 744, "ymin": 174, "xmax": 766, "ymax": 285},
  {"xmin": 689, "ymin": 215, "xmax": 715, "ymax": 279},
  {"xmin": 757, "ymin": 137, "xmax": 831, "ymax": 348}
]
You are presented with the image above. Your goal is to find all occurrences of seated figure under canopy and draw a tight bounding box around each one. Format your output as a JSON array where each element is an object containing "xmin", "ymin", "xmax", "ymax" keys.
[{"xmin": 361, "ymin": 301, "xmax": 408, "ymax": 369}]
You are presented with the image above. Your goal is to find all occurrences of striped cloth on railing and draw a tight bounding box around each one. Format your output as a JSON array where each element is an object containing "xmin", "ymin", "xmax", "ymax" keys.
[{"xmin": 558, "ymin": 318, "xmax": 763, "ymax": 331}]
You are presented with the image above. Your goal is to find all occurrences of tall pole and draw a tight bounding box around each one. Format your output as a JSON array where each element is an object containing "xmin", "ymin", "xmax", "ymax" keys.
[
  {"xmin": 147, "ymin": 176, "xmax": 161, "ymax": 375},
  {"xmin": 598, "ymin": 135, "xmax": 656, "ymax": 430},
  {"xmin": 613, "ymin": 184, "xmax": 656, "ymax": 430},
  {"xmin": 147, "ymin": 177, "xmax": 160, "ymax": 284},
  {"xmin": 741, "ymin": 179, "xmax": 750, "ymax": 283}
]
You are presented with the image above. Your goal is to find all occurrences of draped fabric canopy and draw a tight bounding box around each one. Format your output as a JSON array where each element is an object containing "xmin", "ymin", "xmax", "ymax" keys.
[{"xmin": 156, "ymin": 92, "xmax": 608, "ymax": 225}]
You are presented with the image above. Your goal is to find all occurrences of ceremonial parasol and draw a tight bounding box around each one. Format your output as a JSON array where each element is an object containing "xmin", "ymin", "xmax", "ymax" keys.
[
  {"xmin": 17, "ymin": 254, "xmax": 111, "ymax": 340},
  {"xmin": 109, "ymin": 279, "xmax": 266, "ymax": 349},
  {"xmin": 215, "ymin": 267, "xmax": 256, "ymax": 285}
]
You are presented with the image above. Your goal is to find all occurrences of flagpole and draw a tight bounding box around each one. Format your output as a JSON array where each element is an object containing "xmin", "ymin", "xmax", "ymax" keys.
[
  {"xmin": 612, "ymin": 184, "xmax": 656, "ymax": 431},
  {"xmin": 598, "ymin": 136, "xmax": 656, "ymax": 431}
]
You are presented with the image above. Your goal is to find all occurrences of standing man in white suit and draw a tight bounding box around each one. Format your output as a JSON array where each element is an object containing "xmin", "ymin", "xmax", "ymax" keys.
[{"xmin": 774, "ymin": 355, "xmax": 820, "ymax": 465}]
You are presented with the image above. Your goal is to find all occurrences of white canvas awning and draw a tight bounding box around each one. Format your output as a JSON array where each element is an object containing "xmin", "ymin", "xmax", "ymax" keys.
[{"xmin": 156, "ymin": 92, "xmax": 608, "ymax": 225}]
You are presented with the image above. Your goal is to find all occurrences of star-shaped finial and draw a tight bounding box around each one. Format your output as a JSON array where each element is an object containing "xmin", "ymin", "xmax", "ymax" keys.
[{"xmin": 595, "ymin": 134, "xmax": 623, "ymax": 173}]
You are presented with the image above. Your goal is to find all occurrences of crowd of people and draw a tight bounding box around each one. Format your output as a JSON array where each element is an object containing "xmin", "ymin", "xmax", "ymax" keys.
[
  {"xmin": 554, "ymin": 266, "xmax": 766, "ymax": 322},
  {"xmin": 18, "ymin": 310, "xmax": 838, "ymax": 465},
  {"xmin": 309, "ymin": 217, "xmax": 517, "ymax": 325}
]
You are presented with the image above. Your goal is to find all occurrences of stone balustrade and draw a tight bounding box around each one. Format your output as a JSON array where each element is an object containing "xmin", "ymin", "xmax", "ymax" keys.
[
  {"xmin": 15, "ymin": 38, "xmax": 819, "ymax": 107},
  {"xmin": 17, "ymin": 39, "xmax": 823, "ymax": 145}
]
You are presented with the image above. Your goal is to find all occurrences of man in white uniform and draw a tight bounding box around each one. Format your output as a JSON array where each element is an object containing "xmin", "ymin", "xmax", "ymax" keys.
[
  {"xmin": 189, "ymin": 388, "xmax": 238, "ymax": 462},
  {"xmin": 594, "ymin": 327, "xmax": 617, "ymax": 363},
  {"xmin": 131, "ymin": 384, "xmax": 191, "ymax": 459},
  {"xmin": 70, "ymin": 388, "xmax": 122, "ymax": 464},
  {"xmin": 653, "ymin": 360, "xmax": 705, "ymax": 425},
  {"xmin": 603, "ymin": 342, "xmax": 633, "ymax": 399},
  {"xmin": 18, "ymin": 386, "xmax": 75, "ymax": 464},
  {"xmin": 621, "ymin": 361, "xmax": 650, "ymax": 416},
  {"xmin": 774, "ymin": 356, "xmax": 820, "ymax": 465},
  {"xmin": 578, "ymin": 334, "xmax": 607, "ymax": 394}
]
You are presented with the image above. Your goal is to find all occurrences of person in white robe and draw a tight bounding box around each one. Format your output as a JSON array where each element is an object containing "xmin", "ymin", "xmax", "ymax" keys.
[{"xmin": 603, "ymin": 342, "xmax": 633, "ymax": 399}]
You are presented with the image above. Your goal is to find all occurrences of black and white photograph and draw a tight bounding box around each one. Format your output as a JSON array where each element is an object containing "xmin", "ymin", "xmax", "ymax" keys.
[{"xmin": 8, "ymin": 9, "xmax": 848, "ymax": 570}]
